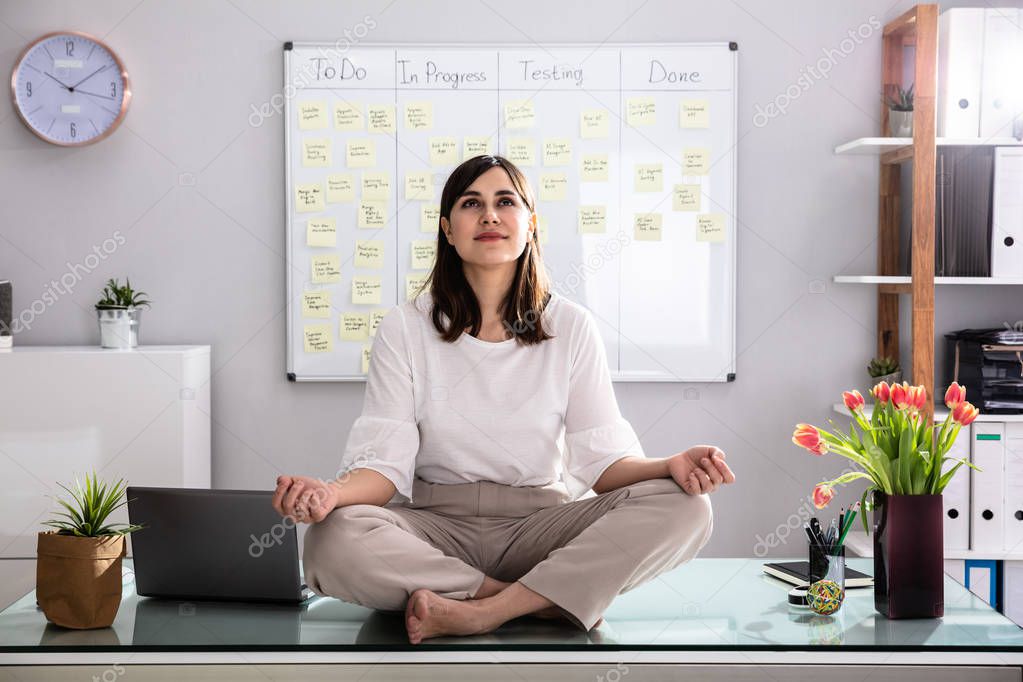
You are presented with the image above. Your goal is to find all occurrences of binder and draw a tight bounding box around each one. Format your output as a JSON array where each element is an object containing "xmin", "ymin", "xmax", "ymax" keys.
[
  {"xmin": 971, "ymin": 422, "xmax": 1005, "ymax": 552},
  {"xmin": 934, "ymin": 146, "xmax": 993, "ymax": 277},
  {"xmin": 938, "ymin": 8, "xmax": 985, "ymax": 138},
  {"xmin": 978, "ymin": 9, "xmax": 1023, "ymax": 140},
  {"xmin": 1005, "ymin": 423, "xmax": 1023, "ymax": 553},
  {"xmin": 992, "ymin": 147, "xmax": 1023, "ymax": 278},
  {"xmin": 943, "ymin": 424, "xmax": 971, "ymax": 550},
  {"xmin": 1005, "ymin": 560, "xmax": 1023, "ymax": 626}
]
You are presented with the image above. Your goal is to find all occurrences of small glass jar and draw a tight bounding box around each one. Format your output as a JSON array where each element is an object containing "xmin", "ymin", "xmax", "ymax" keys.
[{"xmin": 807, "ymin": 542, "xmax": 845, "ymax": 615}]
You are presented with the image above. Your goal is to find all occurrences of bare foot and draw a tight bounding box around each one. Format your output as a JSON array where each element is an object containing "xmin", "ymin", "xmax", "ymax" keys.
[{"xmin": 405, "ymin": 589, "xmax": 492, "ymax": 644}]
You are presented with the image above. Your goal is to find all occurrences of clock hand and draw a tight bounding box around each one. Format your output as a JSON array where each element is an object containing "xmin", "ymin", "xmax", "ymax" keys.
[
  {"xmin": 43, "ymin": 71, "xmax": 72, "ymax": 91},
  {"xmin": 74, "ymin": 88, "xmax": 115, "ymax": 100},
  {"xmin": 69, "ymin": 64, "xmax": 110, "ymax": 90}
]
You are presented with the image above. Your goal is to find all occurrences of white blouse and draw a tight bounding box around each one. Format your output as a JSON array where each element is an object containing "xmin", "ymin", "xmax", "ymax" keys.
[{"xmin": 337, "ymin": 290, "xmax": 647, "ymax": 503}]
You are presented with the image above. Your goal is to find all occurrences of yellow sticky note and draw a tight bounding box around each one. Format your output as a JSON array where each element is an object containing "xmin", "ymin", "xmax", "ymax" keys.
[
  {"xmin": 578, "ymin": 206, "xmax": 606, "ymax": 234},
  {"xmin": 506, "ymin": 138, "xmax": 535, "ymax": 166},
  {"xmin": 537, "ymin": 215, "xmax": 549, "ymax": 245},
  {"xmin": 421, "ymin": 204, "xmax": 440, "ymax": 232},
  {"xmin": 580, "ymin": 154, "xmax": 609, "ymax": 182},
  {"xmin": 504, "ymin": 100, "xmax": 535, "ymax": 129},
  {"xmin": 429, "ymin": 137, "xmax": 459, "ymax": 166},
  {"xmin": 406, "ymin": 273, "xmax": 429, "ymax": 301},
  {"xmin": 367, "ymin": 104, "xmax": 395, "ymax": 134},
  {"xmin": 580, "ymin": 109, "xmax": 609, "ymax": 138},
  {"xmin": 333, "ymin": 102, "xmax": 363, "ymax": 130},
  {"xmin": 635, "ymin": 213, "xmax": 662, "ymax": 241},
  {"xmin": 634, "ymin": 164, "xmax": 664, "ymax": 192},
  {"xmin": 295, "ymin": 183, "xmax": 324, "ymax": 213},
  {"xmin": 406, "ymin": 172, "xmax": 433, "ymax": 201},
  {"xmin": 306, "ymin": 218, "xmax": 336, "ymax": 247},
  {"xmin": 298, "ymin": 101, "xmax": 327, "ymax": 130},
  {"xmin": 362, "ymin": 172, "xmax": 391, "ymax": 200},
  {"xmin": 627, "ymin": 97, "xmax": 656, "ymax": 126},
  {"xmin": 539, "ymin": 173, "xmax": 568, "ymax": 201},
  {"xmin": 680, "ymin": 99, "xmax": 710, "ymax": 128},
  {"xmin": 302, "ymin": 290, "xmax": 331, "ymax": 318},
  {"xmin": 464, "ymin": 137, "xmax": 493, "ymax": 158},
  {"xmin": 347, "ymin": 139, "xmax": 376, "ymax": 168},
  {"xmin": 697, "ymin": 214, "xmax": 725, "ymax": 242},
  {"xmin": 672, "ymin": 184, "xmax": 701, "ymax": 211},
  {"xmin": 304, "ymin": 324, "xmax": 333, "ymax": 352},
  {"xmin": 311, "ymin": 255, "xmax": 341, "ymax": 283},
  {"xmin": 361, "ymin": 344, "xmax": 372, "ymax": 373},
  {"xmin": 405, "ymin": 101, "xmax": 433, "ymax": 131},
  {"xmin": 543, "ymin": 138, "xmax": 572, "ymax": 167},
  {"xmin": 340, "ymin": 313, "xmax": 370, "ymax": 341},
  {"xmin": 326, "ymin": 174, "xmax": 355, "ymax": 203},
  {"xmin": 302, "ymin": 138, "xmax": 331, "ymax": 167},
  {"xmin": 369, "ymin": 309, "xmax": 388, "ymax": 337},
  {"xmin": 683, "ymin": 148, "xmax": 710, "ymax": 175},
  {"xmin": 354, "ymin": 240, "xmax": 385, "ymax": 269},
  {"xmin": 411, "ymin": 240, "xmax": 437, "ymax": 270},
  {"xmin": 352, "ymin": 276, "xmax": 382, "ymax": 305},
  {"xmin": 358, "ymin": 201, "xmax": 388, "ymax": 228}
]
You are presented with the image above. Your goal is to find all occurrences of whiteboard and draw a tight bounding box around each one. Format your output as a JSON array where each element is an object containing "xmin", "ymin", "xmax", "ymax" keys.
[{"xmin": 284, "ymin": 42, "xmax": 737, "ymax": 382}]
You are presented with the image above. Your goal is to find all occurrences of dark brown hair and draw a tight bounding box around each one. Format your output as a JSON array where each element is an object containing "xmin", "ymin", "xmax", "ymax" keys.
[{"xmin": 418, "ymin": 155, "xmax": 554, "ymax": 346}]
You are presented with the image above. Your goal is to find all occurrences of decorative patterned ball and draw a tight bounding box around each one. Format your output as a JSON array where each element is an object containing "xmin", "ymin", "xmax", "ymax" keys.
[{"xmin": 807, "ymin": 579, "xmax": 844, "ymax": 615}]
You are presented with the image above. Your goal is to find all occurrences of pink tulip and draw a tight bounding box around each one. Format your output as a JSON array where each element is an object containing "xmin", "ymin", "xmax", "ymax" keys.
[
  {"xmin": 843, "ymin": 390, "xmax": 865, "ymax": 413},
  {"xmin": 792, "ymin": 424, "xmax": 828, "ymax": 456},
  {"xmin": 890, "ymin": 382, "xmax": 910, "ymax": 409},
  {"xmin": 872, "ymin": 381, "xmax": 890, "ymax": 404},
  {"xmin": 813, "ymin": 483, "xmax": 835, "ymax": 509},
  {"xmin": 952, "ymin": 401, "xmax": 979, "ymax": 426},
  {"xmin": 945, "ymin": 382, "xmax": 967, "ymax": 410},
  {"xmin": 907, "ymin": 385, "xmax": 928, "ymax": 411}
]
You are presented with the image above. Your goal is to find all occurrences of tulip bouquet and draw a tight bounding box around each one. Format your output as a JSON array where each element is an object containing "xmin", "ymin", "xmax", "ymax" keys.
[{"xmin": 792, "ymin": 381, "xmax": 981, "ymax": 531}]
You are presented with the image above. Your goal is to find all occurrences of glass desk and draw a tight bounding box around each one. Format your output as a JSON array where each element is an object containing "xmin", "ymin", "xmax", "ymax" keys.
[{"xmin": 2, "ymin": 558, "xmax": 1023, "ymax": 676}]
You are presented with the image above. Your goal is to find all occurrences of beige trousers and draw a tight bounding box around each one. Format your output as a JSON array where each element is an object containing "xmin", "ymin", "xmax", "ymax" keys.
[{"xmin": 303, "ymin": 475, "xmax": 713, "ymax": 631}]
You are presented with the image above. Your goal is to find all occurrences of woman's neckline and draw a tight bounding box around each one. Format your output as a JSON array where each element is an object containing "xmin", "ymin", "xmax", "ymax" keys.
[{"xmin": 459, "ymin": 291, "xmax": 558, "ymax": 347}]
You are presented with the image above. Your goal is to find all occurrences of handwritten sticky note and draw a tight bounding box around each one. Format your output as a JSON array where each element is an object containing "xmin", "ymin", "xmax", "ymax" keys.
[
  {"xmin": 406, "ymin": 273, "xmax": 429, "ymax": 301},
  {"xmin": 304, "ymin": 324, "xmax": 333, "ymax": 352},
  {"xmin": 543, "ymin": 138, "xmax": 572, "ymax": 167},
  {"xmin": 354, "ymin": 240, "xmax": 385, "ymax": 269},
  {"xmin": 367, "ymin": 104, "xmax": 395, "ymax": 134},
  {"xmin": 506, "ymin": 138, "xmax": 535, "ymax": 166},
  {"xmin": 683, "ymin": 147, "xmax": 710, "ymax": 175},
  {"xmin": 634, "ymin": 164, "xmax": 664, "ymax": 192},
  {"xmin": 352, "ymin": 276, "xmax": 382, "ymax": 305},
  {"xmin": 298, "ymin": 101, "xmax": 327, "ymax": 130},
  {"xmin": 361, "ymin": 344, "xmax": 372, "ymax": 373},
  {"xmin": 306, "ymin": 218, "xmax": 336, "ymax": 247},
  {"xmin": 340, "ymin": 313, "xmax": 370, "ymax": 341},
  {"xmin": 302, "ymin": 138, "xmax": 331, "ymax": 167},
  {"xmin": 358, "ymin": 201, "xmax": 387, "ymax": 228},
  {"xmin": 539, "ymin": 173, "xmax": 568, "ymax": 201},
  {"xmin": 578, "ymin": 206, "xmax": 606, "ymax": 234},
  {"xmin": 311, "ymin": 255, "xmax": 341, "ymax": 283},
  {"xmin": 302, "ymin": 290, "xmax": 332, "ymax": 318},
  {"xmin": 421, "ymin": 204, "xmax": 440, "ymax": 232},
  {"xmin": 634, "ymin": 213, "xmax": 663, "ymax": 241},
  {"xmin": 347, "ymin": 139, "xmax": 376, "ymax": 168},
  {"xmin": 580, "ymin": 109, "xmax": 609, "ymax": 138},
  {"xmin": 580, "ymin": 154, "xmax": 609, "ymax": 182},
  {"xmin": 464, "ymin": 137, "xmax": 493, "ymax": 157},
  {"xmin": 411, "ymin": 240, "xmax": 437, "ymax": 270},
  {"xmin": 672, "ymin": 184, "xmax": 701, "ymax": 211},
  {"xmin": 406, "ymin": 172, "xmax": 433, "ymax": 201},
  {"xmin": 537, "ymin": 214, "xmax": 549, "ymax": 245},
  {"xmin": 680, "ymin": 99, "xmax": 710, "ymax": 128},
  {"xmin": 326, "ymin": 174, "xmax": 355, "ymax": 203},
  {"xmin": 405, "ymin": 101, "xmax": 433, "ymax": 131},
  {"xmin": 504, "ymin": 100, "xmax": 535, "ymax": 129},
  {"xmin": 429, "ymin": 137, "xmax": 459, "ymax": 166},
  {"xmin": 369, "ymin": 309, "xmax": 388, "ymax": 337},
  {"xmin": 333, "ymin": 102, "xmax": 363, "ymax": 130},
  {"xmin": 295, "ymin": 183, "xmax": 324, "ymax": 213},
  {"xmin": 627, "ymin": 97, "xmax": 656, "ymax": 127},
  {"xmin": 696, "ymin": 214, "xmax": 725, "ymax": 242},
  {"xmin": 361, "ymin": 172, "xmax": 391, "ymax": 200}
]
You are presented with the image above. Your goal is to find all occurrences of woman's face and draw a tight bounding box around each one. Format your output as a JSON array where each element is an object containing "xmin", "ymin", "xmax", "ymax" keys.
[{"xmin": 441, "ymin": 167, "xmax": 536, "ymax": 269}]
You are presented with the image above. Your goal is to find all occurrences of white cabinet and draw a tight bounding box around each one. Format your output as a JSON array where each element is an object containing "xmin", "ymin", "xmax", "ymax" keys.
[{"xmin": 0, "ymin": 346, "xmax": 211, "ymax": 558}]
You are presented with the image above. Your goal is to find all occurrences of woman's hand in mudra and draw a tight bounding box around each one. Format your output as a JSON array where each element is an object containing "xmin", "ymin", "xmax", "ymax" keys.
[
  {"xmin": 272, "ymin": 475, "xmax": 338, "ymax": 524},
  {"xmin": 667, "ymin": 445, "xmax": 735, "ymax": 495}
]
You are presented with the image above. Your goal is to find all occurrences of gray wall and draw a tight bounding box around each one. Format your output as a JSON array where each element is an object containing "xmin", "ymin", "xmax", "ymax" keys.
[{"xmin": 2, "ymin": 0, "xmax": 1021, "ymax": 559}]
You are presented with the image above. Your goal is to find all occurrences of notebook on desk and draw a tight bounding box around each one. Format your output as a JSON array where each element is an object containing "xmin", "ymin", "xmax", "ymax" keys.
[{"xmin": 762, "ymin": 561, "xmax": 873, "ymax": 588}]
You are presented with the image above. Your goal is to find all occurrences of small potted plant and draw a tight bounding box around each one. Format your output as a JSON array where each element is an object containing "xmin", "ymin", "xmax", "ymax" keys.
[
  {"xmin": 884, "ymin": 83, "xmax": 914, "ymax": 137},
  {"xmin": 37, "ymin": 472, "xmax": 144, "ymax": 629},
  {"xmin": 867, "ymin": 355, "xmax": 902, "ymax": 390},
  {"xmin": 95, "ymin": 278, "xmax": 150, "ymax": 349}
]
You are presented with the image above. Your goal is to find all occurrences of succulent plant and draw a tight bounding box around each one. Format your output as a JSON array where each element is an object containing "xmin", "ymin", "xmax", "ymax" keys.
[
  {"xmin": 868, "ymin": 356, "xmax": 901, "ymax": 378},
  {"xmin": 95, "ymin": 278, "xmax": 151, "ymax": 310},
  {"xmin": 883, "ymin": 83, "xmax": 914, "ymax": 112}
]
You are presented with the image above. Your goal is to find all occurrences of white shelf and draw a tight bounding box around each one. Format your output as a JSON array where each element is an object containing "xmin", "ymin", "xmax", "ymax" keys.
[
  {"xmin": 845, "ymin": 530, "xmax": 1023, "ymax": 560},
  {"xmin": 835, "ymin": 136, "xmax": 1023, "ymax": 155},
  {"xmin": 832, "ymin": 403, "xmax": 1023, "ymax": 423},
  {"xmin": 833, "ymin": 275, "xmax": 1023, "ymax": 285}
]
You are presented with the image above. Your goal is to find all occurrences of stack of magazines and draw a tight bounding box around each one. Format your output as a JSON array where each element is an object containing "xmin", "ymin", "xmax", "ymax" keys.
[{"xmin": 946, "ymin": 328, "xmax": 1023, "ymax": 413}]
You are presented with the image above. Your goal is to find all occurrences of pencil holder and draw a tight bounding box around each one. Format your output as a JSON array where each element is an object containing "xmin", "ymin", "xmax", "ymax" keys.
[{"xmin": 807, "ymin": 542, "xmax": 845, "ymax": 616}]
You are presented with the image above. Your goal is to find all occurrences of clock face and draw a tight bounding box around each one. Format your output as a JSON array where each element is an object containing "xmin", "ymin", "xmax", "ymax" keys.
[{"xmin": 10, "ymin": 31, "xmax": 131, "ymax": 146}]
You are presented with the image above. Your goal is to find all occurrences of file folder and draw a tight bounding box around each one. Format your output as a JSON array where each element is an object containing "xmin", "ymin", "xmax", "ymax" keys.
[
  {"xmin": 971, "ymin": 422, "xmax": 1005, "ymax": 552},
  {"xmin": 938, "ymin": 8, "xmax": 984, "ymax": 138},
  {"xmin": 978, "ymin": 9, "xmax": 1023, "ymax": 140},
  {"xmin": 1005, "ymin": 423, "xmax": 1023, "ymax": 553},
  {"xmin": 944, "ymin": 425, "xmax": 971, "ymax": 550},
  {"xmin": 992, "ymin": 147, "xmax": 1023, "ymax": 278}
]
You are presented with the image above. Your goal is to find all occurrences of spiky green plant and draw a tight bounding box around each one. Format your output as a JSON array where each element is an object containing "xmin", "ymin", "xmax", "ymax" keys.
[
  {"xmin": 41, "ymin": 471, "xmax": 145, "ymax": 537},
  {"xmin": 868, "ymin": 356, "xmax": 901, "ymax": 378},
  {"xmin": 95, "ymin": 278, "xmax": 151, "ymax": 310},
  {"xmin": 883, "ymin": 83, "xmax": 914, "ymax": 112}
]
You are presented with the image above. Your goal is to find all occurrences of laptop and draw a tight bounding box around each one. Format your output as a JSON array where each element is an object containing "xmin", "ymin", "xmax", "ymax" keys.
[{"xmin": 127, "ymin": 486, "xmax": 315, "ymax": 603}]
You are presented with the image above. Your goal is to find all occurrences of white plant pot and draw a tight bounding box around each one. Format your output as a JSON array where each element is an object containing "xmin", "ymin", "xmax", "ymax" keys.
[
  {"xmin": 97, "ymin": 308, "xmax": 142, "ymax": 349},
  {"xmin": 888, "ymin": 110, "xmax": 913, "ymax": 137}
]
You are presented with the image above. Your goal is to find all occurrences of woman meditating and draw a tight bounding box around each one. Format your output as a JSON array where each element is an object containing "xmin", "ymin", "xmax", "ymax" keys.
[{"xmin": 272, "ymin": 154, "xmax": 735, "ymax": 644}]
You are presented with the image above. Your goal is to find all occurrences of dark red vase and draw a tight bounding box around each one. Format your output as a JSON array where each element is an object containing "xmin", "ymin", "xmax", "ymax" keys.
[{"xmin": 873, "ymin": 491, "xmax": 944, "ymax": 618}]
